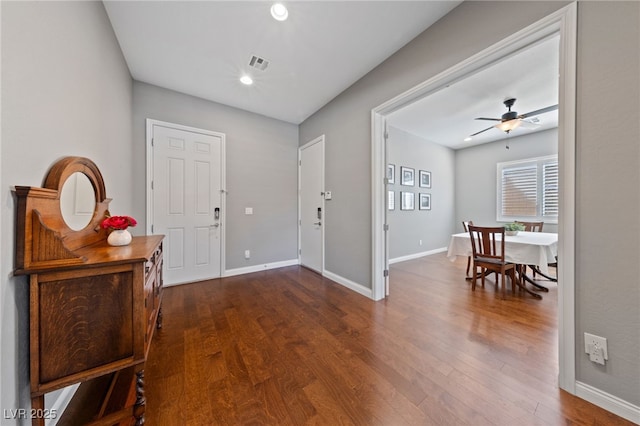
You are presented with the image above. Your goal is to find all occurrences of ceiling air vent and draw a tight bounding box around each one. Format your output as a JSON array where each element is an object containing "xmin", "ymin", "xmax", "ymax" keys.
[{"xmin": 249, "ymin": 55, "xmax": 269, "ymax": 71}]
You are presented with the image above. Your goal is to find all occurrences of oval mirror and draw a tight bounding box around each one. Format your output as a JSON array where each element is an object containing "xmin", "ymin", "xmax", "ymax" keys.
[{"xmin": 60, "ymin": 172, "xmax": 96, "ymax": 230}]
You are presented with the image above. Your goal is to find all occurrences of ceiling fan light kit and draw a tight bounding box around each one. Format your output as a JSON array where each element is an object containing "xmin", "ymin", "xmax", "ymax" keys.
[
  {"xmin": 495, "ymin": 118, "xmax": 522, "ymax": 133},
  {"xmin": 469, "ymin": 97, "xmax": 558, "ymax": 141}
]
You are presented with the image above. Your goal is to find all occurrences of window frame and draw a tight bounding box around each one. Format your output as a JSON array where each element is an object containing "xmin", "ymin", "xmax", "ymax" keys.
[{"xmin": 496, "ymin": 154, "xmax": 558, "ymax": 224}]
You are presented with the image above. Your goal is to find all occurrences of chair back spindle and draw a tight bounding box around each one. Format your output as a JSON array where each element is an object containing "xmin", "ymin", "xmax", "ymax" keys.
[{"xmin": 515, "ymin": 221, "xmax": 544, "ymax": 232}]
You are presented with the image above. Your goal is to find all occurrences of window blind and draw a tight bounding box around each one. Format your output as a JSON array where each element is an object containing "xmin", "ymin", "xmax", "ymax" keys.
[
  {"xmin": 497, "ymin": 155, "xmax": 558, "ymax": 223},
  {"xmin": 501, "ymin": 165, "xmax": 538, "ymax": 216},
  {"xmin": 543, "ymin": 161, "xmax": 559, "ymax": 217}
]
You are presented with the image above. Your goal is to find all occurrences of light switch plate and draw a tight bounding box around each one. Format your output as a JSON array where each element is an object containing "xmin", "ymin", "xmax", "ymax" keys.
[
  {"xmin": 324, "ymin": 191, "xmax": 332, "ymax": 200},
  {"xmin": 245, "ymin": 207, "xmax": 253, "ymax": 215}
]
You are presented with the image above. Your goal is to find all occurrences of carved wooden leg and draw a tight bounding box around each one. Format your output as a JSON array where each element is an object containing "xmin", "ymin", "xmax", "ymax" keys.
[
  {"xmin": 156, "ymin": 306, "xmax": 163, "ymax": 329},
  {"xmin": 31, "ymin": 395, "xmax": 45, "ymax": 426},
  {"xmin": 134, "ymin": 368, "xmax": 146, "ymax": 425}
]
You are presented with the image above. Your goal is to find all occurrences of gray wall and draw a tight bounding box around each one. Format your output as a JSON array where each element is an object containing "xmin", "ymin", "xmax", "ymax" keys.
[
  {"xmin": 299, "ymin": 1, "xmax": 567, "ymax": 288},
  {"xmin": 132, "ymin": 82, "xmax": 299, "ymax": 270},
  {"xmin": 575, "ymin": 2, "xmax": 640, "ymax": 406},
  {"xmin": 455, "ymin": 128, "xmax": 558, "ymax": 233},
  {"xmin": 1, "ymin": 0, "xmax": 638, "ymax": 418},
  {"xmin": 300, "ymin": 0, "xmax": 639, "ymax": 411},
  {"xmin": 388, "ymin": 127, "xmax": 455, "ymax": 259},
  {"xmin": 1, "ymin": 1, "xmax": 134, "ymax": 420}
]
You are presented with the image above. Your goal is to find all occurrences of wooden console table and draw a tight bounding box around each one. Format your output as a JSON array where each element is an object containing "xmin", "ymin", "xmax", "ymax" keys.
[{"xmin": 14, "ymin": 157, "xmax": 164, "ymax": 426}]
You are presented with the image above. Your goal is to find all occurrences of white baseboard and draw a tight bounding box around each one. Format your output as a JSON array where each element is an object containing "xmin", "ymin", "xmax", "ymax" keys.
[
  {"xmin": 389, "ymin": 247, "xmax": 447, "ymax": 264},
  {"xmin": 575, "ymin": 381, "xmax": 640, "ymax": 424},
  {"xmin": 223, "ymin": 259, "xmax": 299, "ymax": 278},
  {"xmin": 322, "ymin": 270, "xmax": 373, "ymax": 299}
]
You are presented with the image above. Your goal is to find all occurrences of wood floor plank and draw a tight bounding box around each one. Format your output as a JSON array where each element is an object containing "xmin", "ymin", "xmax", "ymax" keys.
[{"xmin": 143, "ymin": 254, "xmax": 635, "ymax": 425}]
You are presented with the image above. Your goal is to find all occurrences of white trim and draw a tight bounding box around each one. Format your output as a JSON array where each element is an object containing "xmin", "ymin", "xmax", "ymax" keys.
[
  {"xmin": 48, "ymin": 384, "xmax": 80, "ymax": 426},
  {"xmin": 575, "ymin": 382, "xmax": 640, "ymax": 425},
  {"xmin": 323, "ymin": 270, "xmax": 373, "ymax": 299},
  {"xmin": 145, "ymin": 118, "xmax": 227, "ymax": 280},
  {"xmin": 223, "ymin": 259, "xmax": 300, "ymax": 278},
  {"xmin": 556, "ymin": 2, "xmax": 577, "ymax": 394},
  {"xmin": 371, "ymin": 1, "xmax": 577, "ymax": 397},
  {"xmin": 371, "ymin": 111, "xmax": 387, "ymax": 301},
  {"xmin": 298, "ymin": 135, "xmax": 326, "ymax": 275},
  {"xmin": 389, "ymin": 247, "xmax": 447, "ymax": 265}
]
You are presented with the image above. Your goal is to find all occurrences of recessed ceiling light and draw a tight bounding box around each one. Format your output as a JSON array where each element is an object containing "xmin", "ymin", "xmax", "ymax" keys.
[
  {"xmin": 240, "ymin": 75, "xmax": 253, "ymax": 85},
  {"xmin": 270, "ymin": 3, "xmax": 288, "ymax": 21},
  {"xmin": 464, "ymin": 137, "xmax": 472, "ymax": 142}
]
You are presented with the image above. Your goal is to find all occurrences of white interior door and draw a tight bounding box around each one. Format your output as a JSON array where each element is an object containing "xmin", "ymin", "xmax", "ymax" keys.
[
  {"xmin": 299, "ymin": 136, "xmax": 324, "ymax": 273},
  {"xmin": 151, "ymin": 122, "xmax": 224, "ymax": 285}
]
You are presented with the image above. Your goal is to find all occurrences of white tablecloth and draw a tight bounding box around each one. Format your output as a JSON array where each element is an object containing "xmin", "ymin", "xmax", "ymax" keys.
[{"xmin": 447, "ymin": 231, "xmax": 558, "ymax": 275}]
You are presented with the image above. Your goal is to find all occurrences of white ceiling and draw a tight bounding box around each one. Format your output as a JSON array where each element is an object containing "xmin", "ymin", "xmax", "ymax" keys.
[
  {"xmin": 103, "ymin": 1, "xmax": 461, "ymax": 124},
  {"xmin": 388, "ymin": 35, "xmax": 560, "ymax": 149},
  {"xmin": 104, "ymin": 1, "xmax": 558, "ymax": 145}
]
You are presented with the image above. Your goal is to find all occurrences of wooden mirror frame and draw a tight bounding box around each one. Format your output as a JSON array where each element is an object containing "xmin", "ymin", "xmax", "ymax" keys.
[{"xmin": 14, "ymin": 156, "xmax": 112, "ymax": 273}]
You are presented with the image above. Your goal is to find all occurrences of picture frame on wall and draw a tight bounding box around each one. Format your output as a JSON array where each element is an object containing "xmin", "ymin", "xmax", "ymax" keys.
[
  {"xmin": 388, "ymin": 190, "xmax": 395, "ymax": 210},
  {"xmin": 401, "ymin": 192, "xmax": 415, "ymax": 210},
  {"xmin": 419, "ymin": 170, "xmax": 431, "ymax": 188},
  {"xmin": 387, "ymin": 164, "xmax": 395, "ymax": 184},
  {"xmin": 400, "ymin": 167, "xmax": 415, "ymax": 186},
  {"xmin": 419, "ymin": 193, "xmax": 431, "ymax": 210}
]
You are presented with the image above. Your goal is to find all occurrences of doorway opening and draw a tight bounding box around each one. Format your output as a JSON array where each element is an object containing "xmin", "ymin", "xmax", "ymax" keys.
[{"xmin": 371, "ymin": 4, "xmax": 577, "ymax": 393}]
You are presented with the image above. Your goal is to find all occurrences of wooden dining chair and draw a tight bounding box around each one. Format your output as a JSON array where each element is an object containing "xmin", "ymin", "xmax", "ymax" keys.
[
  {"xmin": 515, "ymin": 221, "xmax": 544, "ymax": 232},
  {"xmin": 461, "ymin": 220, "xmax": 473, "ymax": 277},
  {"xmin": 468, "ymin": 225, "xmax": 518, "ymax": 297}
]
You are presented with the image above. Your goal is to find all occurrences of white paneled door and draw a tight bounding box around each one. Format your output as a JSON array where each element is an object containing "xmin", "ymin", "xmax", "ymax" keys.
[
  {"xmin": 151, "ymin": 122, "xmax": 224, "ymax": 285},
  {"xmin": 299, "ymin": 136, "xmax": 324, "ymax": 273}
]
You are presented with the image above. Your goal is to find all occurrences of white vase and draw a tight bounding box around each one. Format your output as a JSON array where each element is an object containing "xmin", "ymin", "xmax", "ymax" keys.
[{"xmin": 107, "ymin": 229, "xmax": 132, "ymax": 246}]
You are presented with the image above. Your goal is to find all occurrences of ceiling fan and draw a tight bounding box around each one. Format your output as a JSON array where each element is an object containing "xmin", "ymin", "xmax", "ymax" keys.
[{"xmin": 470, "ymin": 98, "xmax": 558, "ymax": 137}]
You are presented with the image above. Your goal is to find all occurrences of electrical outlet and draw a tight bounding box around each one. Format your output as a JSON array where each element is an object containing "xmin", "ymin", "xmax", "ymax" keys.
[
  {"xmin": 584, "ymin": 332, "xmax": 608, "ymax": 365},
  {"xmin": 244, "ymin": 250, "xmax": 251, "ymax": 259},
  {"xmin": 419, "ymin": 239, "xmax": 423, "ymax": 246}
]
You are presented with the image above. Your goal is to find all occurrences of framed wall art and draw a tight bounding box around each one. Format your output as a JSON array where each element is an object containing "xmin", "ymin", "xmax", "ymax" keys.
[
  {"xmin": 419, "ymin": 193, "xmax": 431, "ymax": 210},
  {"xmin": 387, "ymin": 164, "xmax": 395, "ymax": 184},
  {"xmin": 400, "ymin": 167, "xmax": 415, "ymax": 186},
  {"xmin": 388, "ymin": 190, "xmax": 395, "ymax": 210},
  {"xmin": 419, "ymin": 170, "xmax": 431, "ymax": 188},
  {"xmin": 401, "ymin": 192, "xmax": 415, "ymax": 210}
]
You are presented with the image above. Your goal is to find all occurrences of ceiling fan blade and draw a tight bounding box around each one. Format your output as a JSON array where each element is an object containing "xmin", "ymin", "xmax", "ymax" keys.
[
  {"xmin": 519, "ymin": 104, "xmax": 558, "ymax": 118},
  {"xmin": 475, "ymin": 117, "xmax": 502, "ymax": 121},
  {"xmin": 520, "ymin": 119, "xmax": 540, "ymax": 128},
  {"xmin": 470, "ymin": 126, "xmax": 494, "ymax": 137}
]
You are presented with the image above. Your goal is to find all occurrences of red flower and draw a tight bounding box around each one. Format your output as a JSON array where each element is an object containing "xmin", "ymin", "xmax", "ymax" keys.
[{"xmin": 101, "ymin": 215, "xmax": 137, "ymax": 230}]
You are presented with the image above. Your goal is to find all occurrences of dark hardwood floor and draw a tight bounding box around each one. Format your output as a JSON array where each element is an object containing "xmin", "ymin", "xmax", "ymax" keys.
[{"xmin": 145, "ymin": 253, "xmax": 633, "ymax": 425}]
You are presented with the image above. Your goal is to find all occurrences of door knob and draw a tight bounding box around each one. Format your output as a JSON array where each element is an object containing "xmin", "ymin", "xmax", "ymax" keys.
[
  {"xmin": 210, "ymin": 223, "xmax": 220, "ymax": 228},
  {"xmin": 313, "ymin": 222, "xmax": 321, "ymax": 226}
]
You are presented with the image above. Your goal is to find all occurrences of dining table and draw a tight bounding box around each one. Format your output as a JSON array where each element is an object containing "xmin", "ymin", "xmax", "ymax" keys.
[{"xmin": 447, "ymin": 230, "xmax": 558, "ymax": 299}]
